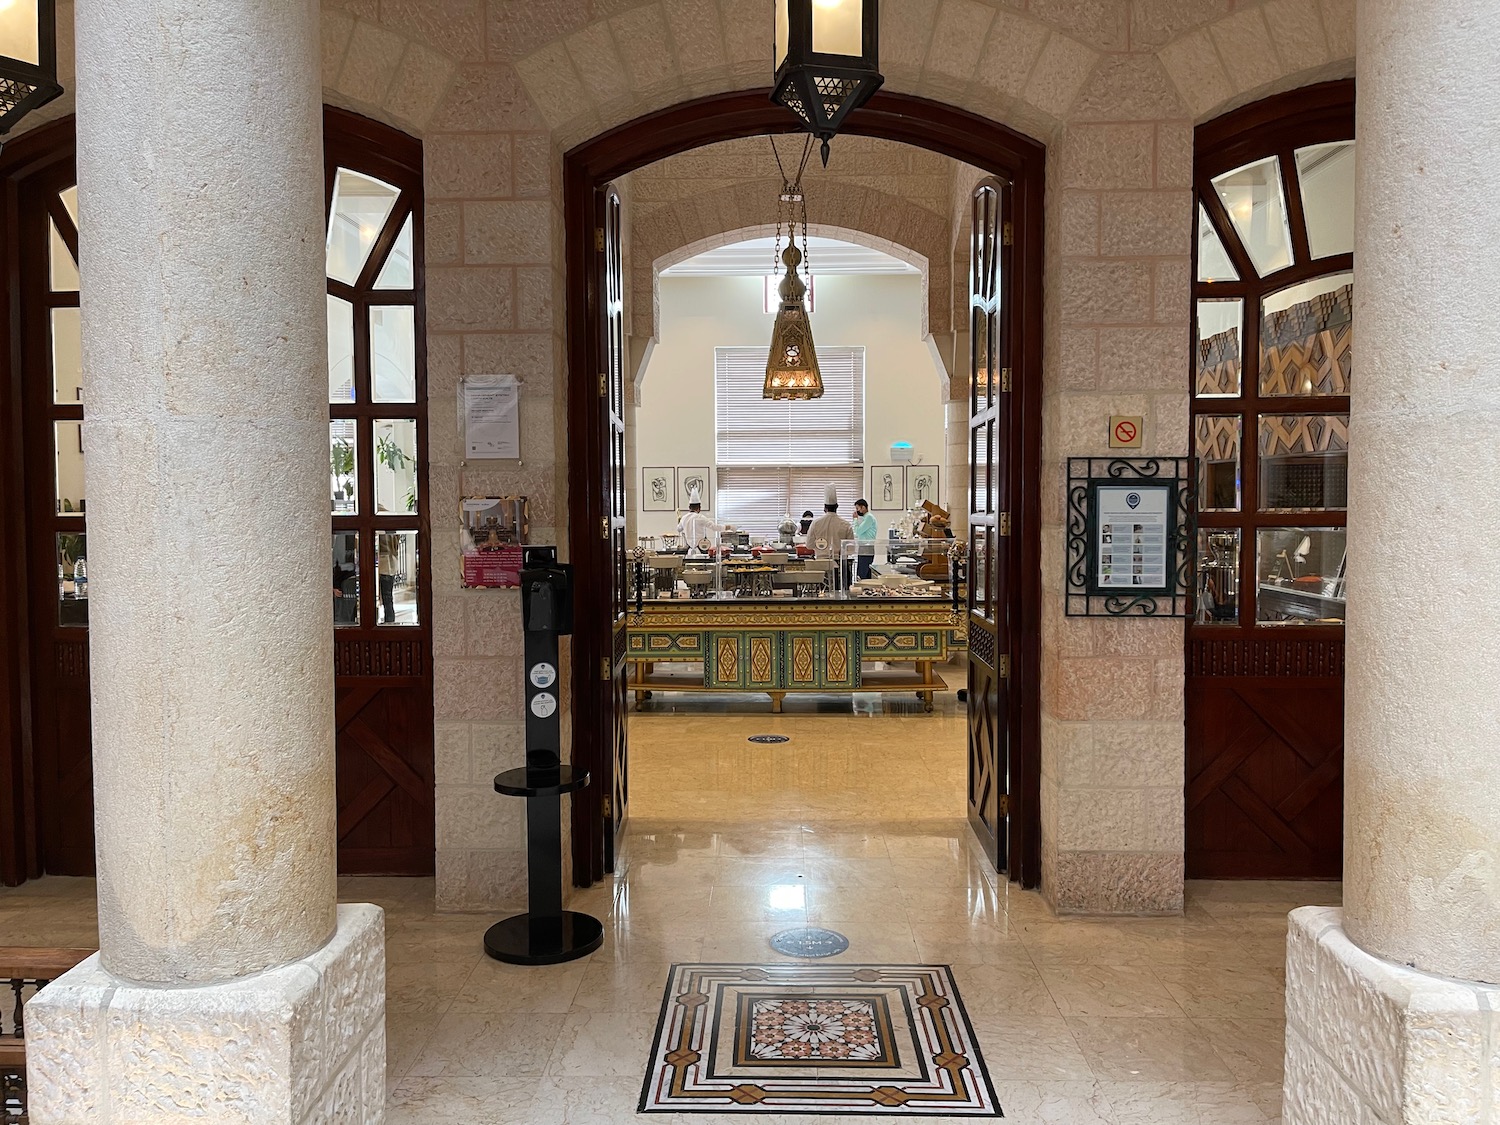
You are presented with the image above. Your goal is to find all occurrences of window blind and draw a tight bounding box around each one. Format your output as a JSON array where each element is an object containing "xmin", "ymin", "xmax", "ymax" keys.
[
  {"xmin": 714, "ymin": 346, "xmax": 865, "ymax": 537},
  {"xmin": 715, "ymin": 346, "xmax": 865, "ymax": 465}
]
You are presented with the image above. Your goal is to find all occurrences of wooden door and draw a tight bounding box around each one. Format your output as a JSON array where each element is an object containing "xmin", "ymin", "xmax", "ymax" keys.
[
  {"xmin": 965, "ymin": 178, "xmax": 1012, "ymax": 872},
  {"xmin": 20, "ymin": 161, "xmax": 92, "ymax": 875},
  {"xmin": 600, "ymin": 187, "xmax": 631, "ymax": 869},
  {"xmin": 323, "ymin": 110, "xmax": 434, "ymax": 874},
  {"xmin": 1184, "ymin": 83, "xmax": 1352, "ymax": 879}
]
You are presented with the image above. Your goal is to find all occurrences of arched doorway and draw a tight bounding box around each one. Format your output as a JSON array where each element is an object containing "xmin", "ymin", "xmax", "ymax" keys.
[{"xmin": 563, "ymin": 90, "xmax": 1046, "ymax": 890}]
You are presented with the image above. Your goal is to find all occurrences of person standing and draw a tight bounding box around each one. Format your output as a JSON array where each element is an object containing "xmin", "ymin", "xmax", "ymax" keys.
[
  {"xmin": 677, "ymin": 487, "xmax": 722, "ymax": 555},
  {"xmin": 377, "ymin": 532, "xmax": 401, "ymax": 623},
  {"xmin": 852, "ymin": 498, "xmax": 877, "ymax": 581},
  {"xmin": 806, "ymin": 485, "xmax": 854, "ymax": 590}
]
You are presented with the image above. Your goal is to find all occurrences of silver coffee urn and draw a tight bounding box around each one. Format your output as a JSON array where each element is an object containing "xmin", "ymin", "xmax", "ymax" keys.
[{"xmin": 1199, "ymin": 532, "xmax": 1239, "ymax": 622}]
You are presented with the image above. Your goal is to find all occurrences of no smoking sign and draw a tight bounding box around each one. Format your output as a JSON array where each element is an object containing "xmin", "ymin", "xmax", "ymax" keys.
[{"xmin": 1109, "ymin": 415, "xmax": 1144, "ymax": 449}]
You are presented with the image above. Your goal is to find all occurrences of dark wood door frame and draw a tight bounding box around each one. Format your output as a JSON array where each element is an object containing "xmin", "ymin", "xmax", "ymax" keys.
[
  {"xmin": 564, "ymin": 89, "xmax": 1047, "ymax": 889},
  {"xmin": 0, "ymin": 118, "xmax": 77, "ymax": 886},
  {"xmin": 0, "ymin": 111, "xmax": 437, "ymax": 885}
]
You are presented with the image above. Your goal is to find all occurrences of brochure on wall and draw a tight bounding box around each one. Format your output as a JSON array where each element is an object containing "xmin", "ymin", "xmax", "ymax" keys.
[
  {"xmin": 460, "ymin": 496, "xmax": 530, "ymax": 589},
  {"xmin": 461, "ymin": 375, "xmax": 521, "ymax": 459},
  {"xmin": 1094, "ymin": 484, "xmax": 1171, "ymax": 591}
]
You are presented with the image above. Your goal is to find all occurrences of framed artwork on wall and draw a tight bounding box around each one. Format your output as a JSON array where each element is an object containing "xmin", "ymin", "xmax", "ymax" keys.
[
  {"xmin": 906, "ymin": 466, "xmax": 939, "ymax": 509},
  {"xmin": 642, "ymin": 467, "xmax": 676, "ymax": 511},
  {"xmin": 870, "ymin": 465, "xmax": 905, "ymax": 510},
  {"xmin": 678, "ymin": 467, "xmax": 710, "ymax": 510}
]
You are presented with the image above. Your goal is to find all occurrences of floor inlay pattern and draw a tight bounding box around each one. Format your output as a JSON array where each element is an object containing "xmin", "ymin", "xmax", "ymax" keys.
[
  {"xmin": 769, "ymin": 926, "xmax": 850, "ymax": 958},
  {"xmin": 640, "ymin": 962, "xmax": 1001, "ymax": 1116}
]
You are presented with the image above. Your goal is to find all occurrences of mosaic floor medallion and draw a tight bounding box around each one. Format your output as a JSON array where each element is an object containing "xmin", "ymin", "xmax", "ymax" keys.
[
  {"xmin": 640, "ymin": 963, "xmax": 1001, "ymax": 1116},
  {"xmin": 769, "ymin": 926, "xmax": 850, "ymax": 958}
]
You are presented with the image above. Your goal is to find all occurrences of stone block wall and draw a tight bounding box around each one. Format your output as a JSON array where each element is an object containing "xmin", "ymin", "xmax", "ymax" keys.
[{"xmin": 22, "ymin": 0, "xmax": 1357, "ymax": 915}]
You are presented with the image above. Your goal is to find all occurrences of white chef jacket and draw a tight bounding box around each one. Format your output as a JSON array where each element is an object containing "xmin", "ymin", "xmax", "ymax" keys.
[
  {"xmin": 805, "ymin": 511, "xmax": 853, "ymax": 559},
  {"xmin": 678, "ymin": 510, "xmax": 722, "ymax": 551}
]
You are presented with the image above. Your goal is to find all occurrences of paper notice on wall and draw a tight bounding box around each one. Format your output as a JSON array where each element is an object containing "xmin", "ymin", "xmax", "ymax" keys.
[
  {"xmin": 461, "ymin": 375, "xmax": 521, "ymax": 459},
  {"xmin": 1095, "ymin": 484, "xmax": 1170, "ymax": 590}
]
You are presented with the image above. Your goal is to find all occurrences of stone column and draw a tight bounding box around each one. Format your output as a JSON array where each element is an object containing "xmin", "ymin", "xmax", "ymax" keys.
[
  {"xmin": 1284, "ymin": 0, "xmax": 1500, "ymax": 1120},
  {"xmin": 25, "ymin": 1, "xmax": 385, "ymax": 1121}
]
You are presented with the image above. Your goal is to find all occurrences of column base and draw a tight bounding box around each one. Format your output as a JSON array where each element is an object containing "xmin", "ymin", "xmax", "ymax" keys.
[
  {"xmin": 24, "ymin": 903, "xmax": 385, "ymax": 1124},
  {"xmin": 1286, "ymin": 906, "xmax": 1500, "ymax": 1124}
]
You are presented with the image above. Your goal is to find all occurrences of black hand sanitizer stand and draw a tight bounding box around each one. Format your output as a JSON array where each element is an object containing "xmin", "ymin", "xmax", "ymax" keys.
[{"xmin": 483, "ymin": 554, "xmax": 604, "ymax": 965}]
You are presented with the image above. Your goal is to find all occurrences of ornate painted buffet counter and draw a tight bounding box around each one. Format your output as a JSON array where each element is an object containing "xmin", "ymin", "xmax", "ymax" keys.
[{"xmin": 626, "ymin": 596, "xmax": 963, "ymax": 713}]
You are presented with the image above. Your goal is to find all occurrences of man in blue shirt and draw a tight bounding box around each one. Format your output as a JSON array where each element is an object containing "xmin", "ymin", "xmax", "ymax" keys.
[{"xmin": 852, "ymin": 499, "xmax": 877, "ymax": 581}]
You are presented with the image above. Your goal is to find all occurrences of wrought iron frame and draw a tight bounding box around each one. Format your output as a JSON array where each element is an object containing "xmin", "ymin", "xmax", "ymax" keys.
[{"xmin": 1066, "ymin": 457, "xmax": 1193, "ymax": 617}]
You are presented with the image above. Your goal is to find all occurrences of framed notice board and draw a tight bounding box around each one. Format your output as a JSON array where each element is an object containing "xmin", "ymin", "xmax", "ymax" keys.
[{"xmin": 1066, "ymin": 457, "xmax": 1192, "ymax": 617}]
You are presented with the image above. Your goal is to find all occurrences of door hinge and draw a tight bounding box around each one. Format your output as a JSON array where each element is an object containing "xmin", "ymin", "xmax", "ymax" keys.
[
  {"xmin": 594, "ymin": 227, "xmax": 606, "ymax": 252},
  {"xmin": 998, "ymin": 654, "xmax": 1010, "ymax": 679},
  {"xmin": 599, "ymin": 373, "xmax": 608, "ymax": 397},
  {"xmin": 1000, "ymin": 366, "xmax": 1012, "ymax": 393},
  {"xmin": 602, "ymin": 795, "xmax": 614, "ymax": 820},
  {"xmin": 999, "ymin": 512, "xmax": 1011, "ymax": 537},
  {"xmin": 601, "ymin": 657, "xmax": 611, "ymax": 681},
  {"xmin": 998, "ymin": 794, "xmax": 1011, "ymax": 817},
  {"xmin": 1001, "ymin": 221, "xmax": 1013, "ymax": 246},
  {"xmin": 601, "ymin": 517, "xmax": 610, "ymax": 540}
]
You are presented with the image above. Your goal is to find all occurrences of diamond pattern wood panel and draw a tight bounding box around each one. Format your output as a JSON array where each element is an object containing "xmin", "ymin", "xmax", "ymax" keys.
[{"xmin": 1186, "ymin": 677, "xmax": 1343, "ymax": 878}]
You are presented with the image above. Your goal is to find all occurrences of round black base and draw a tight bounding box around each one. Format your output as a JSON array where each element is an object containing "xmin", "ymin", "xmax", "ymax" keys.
[{"xmin": 484, "ymin": 911, "xmax": 604, "ymax": 965}]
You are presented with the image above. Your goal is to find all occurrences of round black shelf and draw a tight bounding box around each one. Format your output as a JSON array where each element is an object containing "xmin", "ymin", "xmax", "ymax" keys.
[
  {"xmin": 484, "ymin": 911, "xmax": 605, "ymax": 965},
  {"xmin": 494, "ymin": 765, "xmax": 592, "ymax": 797}
]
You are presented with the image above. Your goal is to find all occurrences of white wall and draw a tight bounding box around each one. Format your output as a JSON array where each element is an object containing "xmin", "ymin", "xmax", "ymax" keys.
[{"xmin": 635, "ymin": 273, "xmax": 947, "ymax": 538}]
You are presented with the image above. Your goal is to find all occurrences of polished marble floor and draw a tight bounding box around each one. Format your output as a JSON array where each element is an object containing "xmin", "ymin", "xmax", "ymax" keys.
[{"xmin": 1, "ymin": 675, "xmax": 1338, "ymax": 1123}]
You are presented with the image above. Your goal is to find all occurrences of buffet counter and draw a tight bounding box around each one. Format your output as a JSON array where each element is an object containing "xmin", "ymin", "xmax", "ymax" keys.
[{"xmin": 627, "ymin": 594, "xmax": 963, "ymax": 713}]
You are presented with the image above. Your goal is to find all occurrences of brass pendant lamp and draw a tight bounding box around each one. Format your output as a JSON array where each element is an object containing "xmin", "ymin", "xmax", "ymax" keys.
[{"xmin": 764, "ymin": 136, "xmax": 823, "ymax": 401}]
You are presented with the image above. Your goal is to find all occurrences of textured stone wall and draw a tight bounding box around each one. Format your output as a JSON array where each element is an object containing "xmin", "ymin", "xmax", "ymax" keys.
[
  {"xmin": 1286, "ymin": 907, "xmax": 1500, "ymax": 1124},
  {"xmin": 26, "ymin": 905, "xmax": 387, "ymax": 1124},
  {"xmin": 24, "ymin": 0, "xmax": 1358, "ymax": 915}
]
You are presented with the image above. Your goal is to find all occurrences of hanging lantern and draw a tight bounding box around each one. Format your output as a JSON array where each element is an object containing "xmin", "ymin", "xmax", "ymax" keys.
[
  {"xmin": 0, "ymin": 0, "xmax": 61, "ymax": 137},
  {"xmin": 772, "ymin": 0, "xmax": 882, "ymax": 166},
  {"xmin": 765, "ymin": 243, "xmax": 824, "ymax": 401}
]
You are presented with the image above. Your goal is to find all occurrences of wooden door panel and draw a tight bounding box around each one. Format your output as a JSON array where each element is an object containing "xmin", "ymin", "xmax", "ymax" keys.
[
  {"xmin": 965, "ymin": 178, "xmax": 1011, "ymax": 876},
  {"xmin": 336, "ymin": 676, "xmax": 434, "ymax": 873},
  {"xmin": 1185, "ymin": 676, "xmax": 1343, "ymax": 878}
]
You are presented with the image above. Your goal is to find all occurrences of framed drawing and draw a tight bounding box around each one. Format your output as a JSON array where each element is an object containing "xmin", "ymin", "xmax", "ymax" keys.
[
  {"xmin": 869, "ymin": 465, "xmax": 905, "ymax": 510},
  {"xmin": 906, "ymin": 466, "xmax": 940, "ymax": 508},
  {"xmin": 642, "ymin": 467, "xmax": 676, "ymax": 512},
  {"xmin": 678, "ymin": 467, "xmax": 710, "ymax": 510}
]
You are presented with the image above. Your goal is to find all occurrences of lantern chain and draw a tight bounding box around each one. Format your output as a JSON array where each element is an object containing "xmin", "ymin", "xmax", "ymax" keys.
[{"xmin": 769, "ymin": 134, "xmax": 815, "ymax": 282}]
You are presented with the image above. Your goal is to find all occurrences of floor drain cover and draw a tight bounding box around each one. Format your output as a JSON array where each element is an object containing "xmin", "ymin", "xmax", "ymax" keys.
[
  {"xmin": 748, "ymin": 734, "xmax": 791, "ymax": 744},
  {"xmin": 770, "ymin": 927, "xmax": 850, "ymax": 958}
]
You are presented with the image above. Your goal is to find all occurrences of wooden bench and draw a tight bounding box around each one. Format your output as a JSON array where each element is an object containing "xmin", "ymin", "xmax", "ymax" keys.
[{"xmin": 2, "ymin": 948, "xmax": 95, "ymax": 1125}]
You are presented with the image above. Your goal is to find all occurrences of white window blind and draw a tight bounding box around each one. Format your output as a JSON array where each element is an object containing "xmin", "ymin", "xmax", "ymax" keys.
[{"xmin": 714, "ymin": 347, "xmax": 865, "ymax": 536}]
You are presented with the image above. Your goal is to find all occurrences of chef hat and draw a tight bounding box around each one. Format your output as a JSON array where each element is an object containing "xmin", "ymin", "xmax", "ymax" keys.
[
  {"xmin": 688, "ymin": 485, "xmax": 703, "ymax": 508},
  {"xmin": 824, "ymin": 484, "xmax": 839, "ymax": 510}
]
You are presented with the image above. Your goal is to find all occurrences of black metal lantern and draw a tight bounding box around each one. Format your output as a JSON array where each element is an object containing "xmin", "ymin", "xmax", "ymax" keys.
[
  {"xmin": 0, "ymin": 0, "xmax": 62, "ymax": 137},
  {"xmin": 771, "ymin": 0, "xmax": 882, "ymax": 166}
]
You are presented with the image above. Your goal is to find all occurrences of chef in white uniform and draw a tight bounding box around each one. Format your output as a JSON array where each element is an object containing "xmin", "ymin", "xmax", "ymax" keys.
[
  {"xmin": 805, "ymin": 485, "xmax": 854, "ymax": 589},
  {"xmin": 677, "ymin": 487, "xmax": 722, "ymax": 555}
]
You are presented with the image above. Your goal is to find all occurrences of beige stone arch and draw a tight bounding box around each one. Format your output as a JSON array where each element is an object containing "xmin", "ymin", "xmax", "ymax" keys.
[
  {"xmin": 11, "ymin": 1, "xmax": 460, "ymax": 143},
  {"xmin": 630, "ymin": 179, "xmax": 952, "ymax": 340},
  {"xmin": 319, "ymin": 8, "xmax": 460, "ymax": 138},
  {"xmin": 1155, "ymin": 0, "xmax": 1356, "ymax": 123},
  {"xmin": 637, "ymin": 219, "xmax": 947, "ymax": 393},
  {"xmin": 513, "ymin": 0, "xmax": 1101, "ymax": 149}
]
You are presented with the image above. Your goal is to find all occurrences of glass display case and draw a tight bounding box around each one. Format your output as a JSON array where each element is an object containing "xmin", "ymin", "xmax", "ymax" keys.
[
  {"xmin": 1256, "ymin": 527, "xmax": 1346, "ymax": 624},
  {"xmin": 839, "ymin": 537, "xmax": 951, "ymax": 597}
]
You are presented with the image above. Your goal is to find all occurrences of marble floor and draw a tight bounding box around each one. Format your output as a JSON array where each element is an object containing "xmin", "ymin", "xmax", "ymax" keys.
[{"xmin": 1, "ymin": 675, "xmax": 1339, "ymax": 1123}]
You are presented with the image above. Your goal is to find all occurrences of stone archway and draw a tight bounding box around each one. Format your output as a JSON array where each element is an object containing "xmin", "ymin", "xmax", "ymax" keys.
[{"xmin": 564, "ymin": 88, "xmax": 1048, "ymax": 891}]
